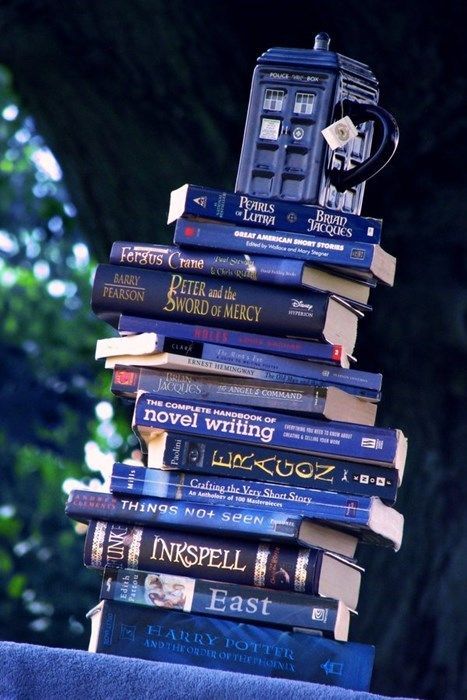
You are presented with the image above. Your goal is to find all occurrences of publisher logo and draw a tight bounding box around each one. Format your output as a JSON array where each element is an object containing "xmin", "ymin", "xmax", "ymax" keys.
[
  {"xmin": 312, "ymin": 608, "xmax": 328, "ymax": 622},
  {"xmin": 361, "ymin": 437, "xmax": 377, "ymax": 449},
  {"xmin": 119, "ymin": 624, "xmax": 136, "ymax": 641},
  {"xmin": 183, "ymin": 225, "xmax": 197, "ymax": 238},
  {"xmin": 193, "ymin": 196, "xmax": 207, "ymax": 207},
  {"xmin": 350, "ymin": 248, "xmax": 365, "ymax": 260}
]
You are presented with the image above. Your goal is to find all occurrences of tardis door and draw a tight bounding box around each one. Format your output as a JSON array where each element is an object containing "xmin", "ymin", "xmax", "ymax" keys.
[{"xmin": 235, "ymin": 71, "xmax": 339, "ymax": 205}]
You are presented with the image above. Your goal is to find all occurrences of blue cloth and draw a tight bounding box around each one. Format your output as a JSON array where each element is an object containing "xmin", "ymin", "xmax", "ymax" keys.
[{"xmin": 0, "ymin": 641, "xmax": 418, "ymax": 700}]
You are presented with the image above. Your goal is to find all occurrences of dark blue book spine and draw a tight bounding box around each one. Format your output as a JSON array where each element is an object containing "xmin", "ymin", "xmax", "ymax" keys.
[
  {"xmin": 91, "ymin": 264, "xmax": 350, "ymax": 342},
  {"xmin": 110, "ymin": 463, "xmax": 383, "ymax": 527},
  {"xmin": 89, "ymin": 600, "xmax": 374, "ymax": 690},
  {"xmin": 66, "ymin": 489, "xmax": 307, "ymax": 543},
  {"xmin": 100, "ymin": 568, "xmax": 347, "ymax": 636},
  {"xmin": 133, "ymin": 394, "xmax": 407, "ymax": 468},
  {"xmin": 174, "ymin": 218, "xmax": 384, "ymax": 269},
  {"xmin": 159, "ymin": 432, "xmax": 400, "ymax": 500},
  {"xmin": 180, "ymin": 342, "xmax": 381, "ymax": 395},
  {"xmin": 110, "ymin": 241, "xmax": 321, "ymax": 288},
  {"xmin": 168, "ymin": 183, "xmax": 382, "ymax": 244},
  {"xmin": 117, "ymin": 315, "xmax": 344, "ymax": 365}
]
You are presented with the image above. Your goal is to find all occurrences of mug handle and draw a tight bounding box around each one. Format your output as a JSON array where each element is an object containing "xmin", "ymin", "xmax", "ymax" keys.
[{"xmin": 328, "ymin": 99, "xmax": 399, "ymax": 192}]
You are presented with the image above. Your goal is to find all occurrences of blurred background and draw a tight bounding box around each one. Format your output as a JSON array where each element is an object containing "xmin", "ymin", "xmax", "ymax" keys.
[{"xmin": 0, "ymin": 2, "xmax": 465, "ymax": 699}]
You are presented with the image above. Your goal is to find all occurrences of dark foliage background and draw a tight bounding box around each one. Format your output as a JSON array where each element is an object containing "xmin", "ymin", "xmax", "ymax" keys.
[{"xmin": 0, "ymin": 2, "xmax": 465, "ymax": 699}]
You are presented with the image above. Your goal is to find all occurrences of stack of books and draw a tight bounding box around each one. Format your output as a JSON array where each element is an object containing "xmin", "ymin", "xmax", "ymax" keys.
[{"xmin": 66, "ymin": 184, "xmax": 407, "ymax": 692}]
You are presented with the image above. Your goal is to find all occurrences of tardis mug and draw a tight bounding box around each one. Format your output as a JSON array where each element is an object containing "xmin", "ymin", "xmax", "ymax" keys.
[{"xmin": 235, "ymin": 33, "xmax": 399, "ymax": 215}]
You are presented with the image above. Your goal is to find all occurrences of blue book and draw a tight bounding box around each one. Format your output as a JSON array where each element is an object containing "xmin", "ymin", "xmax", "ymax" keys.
[
  {"xmin": 65, "ymin": 488, "xmax": 360, "ymax": 555},
  {"xmin": 167, "ymin": 183, "xmax": 382, "ymax": 244},
  {"xmin": 147, "ymin": 430, "xmax": 401, "ymax": 499},
  {"xmin": 109, "ymin": 365, "xmax": 378, "ymax": 425},
  {"xmin": 87, "ymin": 600, "xmax": 375, "ymax": 690},
  {"xmin": 133, "ymin": 394, "xmax": 408, "ymax": 471},
  {"xmin": 91, "ymin": 264, "xmax": 361, "ymax": 353},
  {"xmin": 84, "ymin": 520, "xmax": 363, "ymax": 608},
  {"xmin": 173, "ymin": 218, "xmax": 395, "ymax": 285},
  {"xmin": 100, "ymin": 334, "xmax": 382, "ymax": 401},
  {"xmin": 109, "ymin": 464, "xmax": 403, "ymax": 551},
  {"xmin": 117, "ymin": 315, "xmax": 347, "ymax": 367},
  {"xmin": 109, "ymin": 241, "xmax": 373, "ymax": 306},
  {"xmin": 100, "ymin": 567, "xmax": 353, "ymax": 639}
]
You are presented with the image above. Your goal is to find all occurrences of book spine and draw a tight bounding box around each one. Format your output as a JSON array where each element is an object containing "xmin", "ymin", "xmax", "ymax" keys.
[
  {"xmin": 100, "ymin": 567, "xmax": 345, "ymax": 636},
  {"xmin": 176, "ymin": 341, "xmax": 381, "ymax": 394},
  {"xmin": 91, "ymin": 264, "xmax": 334, "ymax": 340},
  {"xmin": 84, "ymin": 519, "xmax": 325, "ymax": 594},
  {"xmin": 111, "ymin": 366, "xmax": 378, "ymax": 420},
  {"xmin": 66, "ymin": 489, "xmax": 308, "ymax": 543},
  {"xmin": 110, "ymin": 463, "xmax": 377, "ymax": 527},
  {"xmin": 133, "ymin": 394, "xmax": 402, "ymax": 466},
  {"xmin": 89, "ymin": 599, "xmax": 374, "ymax": 689},
  {"xmin": 169, "ymin": 184, "xmax": 382, "ymax": 244},
  {"xmin": 174, "ymin": 218, "xmax": 383, "ymax": 267},
  {"xmin": 110, "ymin": 241, "xmax": 314, "ymax": 287},
  {"xmin": 117, "ymin": 315, "xmax": 344, "ymax": 365},
  {"xmin": 159, "ymin": 432, "xmax": 400, "ymax": 501}
]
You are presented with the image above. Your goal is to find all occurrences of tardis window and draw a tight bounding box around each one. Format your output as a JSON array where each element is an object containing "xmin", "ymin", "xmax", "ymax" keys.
[
  {"xmin": 263, "ymin": 89, "xmax": 285, "ymax": 111},
  {"xmin": 293, "ymin": 92, "xmax": 315, "ymax": 115}
]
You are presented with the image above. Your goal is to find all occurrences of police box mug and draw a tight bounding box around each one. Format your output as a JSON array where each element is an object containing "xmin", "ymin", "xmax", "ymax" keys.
[{"xmin": 235, "ymin": 33, "xmax": 399, "ymax": 215}]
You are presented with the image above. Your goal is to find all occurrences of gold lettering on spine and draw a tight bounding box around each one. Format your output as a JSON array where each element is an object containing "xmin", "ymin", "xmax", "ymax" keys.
[
  {"xmin": 91, "ymin": 521, "xmax": 107, "ymax": 568},
  {"xmin": 128, "ymin": 527, "xmax": 143, "ymax": 568},
  {"xmin": 294, "ymin": 549, "xmax": 310, "ymax": 593},
  {"xmin": 254, "ymin": 543, "xmax": 270, "ymax": 587}
]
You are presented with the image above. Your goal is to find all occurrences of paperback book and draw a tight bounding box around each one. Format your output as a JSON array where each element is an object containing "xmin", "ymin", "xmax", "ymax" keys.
[
  {"xmin": 109, "ymin": 364, "xmax": 377, "ymax": 425},
  {"xmin": 133, "ymin": 394, "xmax": 408, "ymax": 471},
  {"xmin": 174, "ymin": 218, "xmax": 395, "ymax": 285},
  {"xmin": 65, "ymin": 488, "xmax": 359, "ymax": 554},
  {"xmin": 100, "ymin": 333, "xmax": 382, "ymax": 401},
  {"xmin": 109, "ymin": 464, "xmax": 403, "ymax": 550},
  {"xmin": 100, "ymin": 567, "xmax": 353, "ymax": 639},
  {"xmin": 116, "ymin": 315, "xmax": 348, "ymax": 367},
  {"xmin": 109, "ymin": 241, "xmax": 373, "ymax": 306},
  {"xmin": 87, "ymin": 600, "xmax": 375, "ymax": 689},
  {"xmin": 147, "ymin": 431, "xmax": 401, "ymax": 499},
  {"xmin": 91, "ymin": 264, "xmax": 361, "ymax": 352},
  {"xmin": 167, "ymin": 183, "xmax": 382, "ymax": 244},
  {"xmin": 84, "ymin": 519, "xmax": 363, "ymax": 608}
]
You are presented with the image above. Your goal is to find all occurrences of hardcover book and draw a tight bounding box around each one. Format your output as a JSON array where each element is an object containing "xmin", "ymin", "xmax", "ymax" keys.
[
  {"xmin": 109, "ymin": 241, "xmax": 373, "ymax": 305},
  {"xmin": 91, "ymin": 264, "xmax": 361, "ymax": 352},
  {"xmin": 133, "ymin": 394, "xmax": 408, "ymax": 472},
  {"xmin": 174, "ymin": 218, "xmax": 395, "ymax": 285},
  {"xmin": 108, "ymin": 464, "xmax": 403, "ymax": 550},
  {"xmin": 167, "ymin": 183, "xmax": 382, "ymax": 244},
  {"xmin": 87, "ymin": 600, "xmax": 375, "ymax": 689},
  {"xmin": 84, "ymin": 519, "xmax": 363, "ymax": 609},
  {"xmin": 101, "ymin": 334, "xmax": 382, "ymax": 401},
  {"xmin": 147, "ymin": 431, "xmax": 401, "ymax": 499},
  {"xmin": 109, "ymin": 364, "xmax": 378, "ymax": 425},
  {"xmin": 116, "ymin": 315, "xmax": 348, "ymax": 367},
  {"xmin": 100, "ymin": 567, "xmax": 353, "ymax": 639},
  {"xmin": 65, "ymin": 488, "xmax": 359, "ymax": 555}
]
